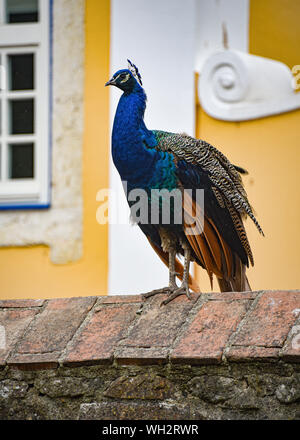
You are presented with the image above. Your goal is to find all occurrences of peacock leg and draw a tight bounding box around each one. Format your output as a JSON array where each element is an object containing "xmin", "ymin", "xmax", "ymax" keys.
[
  {"xmin": 143, "ymin": 248, "xmax": 177, "ymax": 299},
  {"xmin": 168, "ymin": 247, "xmax": 178, "ymax": 290},
  {"xmin": 161, "ymin": 248, "xmax": 191, "ymax": 305}
]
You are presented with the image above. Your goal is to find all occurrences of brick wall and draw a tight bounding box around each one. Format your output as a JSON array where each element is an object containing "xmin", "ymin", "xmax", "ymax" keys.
[{"xmin": 0, "ymin": 290, "xmax": 300, "ymax": 420}]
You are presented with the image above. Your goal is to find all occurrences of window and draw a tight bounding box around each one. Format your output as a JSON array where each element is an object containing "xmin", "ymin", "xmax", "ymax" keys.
[{"xmin": 0, "ymin": 0, "xmax": 51, "ymax": 208}]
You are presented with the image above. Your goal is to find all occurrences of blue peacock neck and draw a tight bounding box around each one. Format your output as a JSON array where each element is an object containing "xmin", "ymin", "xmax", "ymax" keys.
[{"xmin": 111, "ymin": 85, "xmax": 159, "ymax": 186}]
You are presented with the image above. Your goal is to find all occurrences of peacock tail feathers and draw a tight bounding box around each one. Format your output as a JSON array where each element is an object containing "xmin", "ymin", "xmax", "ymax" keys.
[{"xmin": 152, "ymin": 130, "xmax": 264, "ymax": 234}]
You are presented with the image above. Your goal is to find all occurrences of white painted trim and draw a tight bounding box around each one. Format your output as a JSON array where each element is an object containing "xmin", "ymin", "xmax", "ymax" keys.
[
  {"xmin": 0, "ymin": 0, "xmax": 49, "ymax": 205},
  {"xmin": 0, "ymin": 180, "xmax": 39, "ymax": 201},
  {"xmin": 199, "ymin": 50, "xmax": 300, "ymax": 121},
  {"xmin": 0, "ymin": 24, "xmax": 42, "ymax": 45}
]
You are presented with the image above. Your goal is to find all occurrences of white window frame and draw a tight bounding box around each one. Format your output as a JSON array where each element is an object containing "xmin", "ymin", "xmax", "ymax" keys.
[{"xmin": 0, "ymin": 0, "xmax": 51, "ymax": 208}]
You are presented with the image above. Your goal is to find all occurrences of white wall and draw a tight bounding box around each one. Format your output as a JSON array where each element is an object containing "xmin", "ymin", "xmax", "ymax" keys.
[
  {"xmin": 195, "ymin": 0, "xmax": 249, "ymax": 70},
  {"xmin": 108, "ymin": 0, "xmax": 196, "ymax": 294}
]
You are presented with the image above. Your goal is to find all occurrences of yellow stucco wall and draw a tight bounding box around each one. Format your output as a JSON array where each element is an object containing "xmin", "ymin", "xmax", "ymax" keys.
[
  {"xmin": 195, "ymin": 0, "xmax": 300, "ymax": 292},
  {"xmin": 0, "ymin": 0, "xmax": 110, "ymax": 299},
  {"xmin": 249, "ymin": 0, "xmax": 300, "ymax": 69}
]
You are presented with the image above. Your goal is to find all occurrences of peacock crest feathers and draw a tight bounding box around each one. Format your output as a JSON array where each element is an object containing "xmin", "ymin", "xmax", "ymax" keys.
[{"xmin": 127, "ymin": 59, "xmax": 143, "ymax": 86}]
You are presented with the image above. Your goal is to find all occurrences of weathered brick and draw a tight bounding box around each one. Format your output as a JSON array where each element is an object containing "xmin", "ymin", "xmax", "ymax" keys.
[
  {"xmin": 208, "ymin": 292, "xmax": 257, "ymax": 301},
  {"xmin": 7, "ymin": 352, "xmax": 61, "ymax": 370},
  {"xmin": 1, "ymin": 291, "xmax": 300, "ymax": 420},
  {"xmin": 280, "ymin": 320, "xmax": 300, "ymax": 363},
  {"xmin": 0, "ymin": 299, "xmax": 44, "ymax": 308},
  {"xmin": 120, "ymin": 294, "xmax": 196, "ymax": 348},
  {"xmin": 230, "ymin": 291, "xmax": 300, "ymax": 348},
  {"xmin": 171, "ymin": 300, "xmax": 249, "ymax": 364},
  {"xmin": 99, "ymin": 295, "xmax": 143, "ymax": 304},
  {"xmin": 8, "ymin": 297, "xmax": 96, "ymax": 367},
  {"xmin": 226, "ymin": 346, "xmax": 279, "ymax": 362},
  {"xmin": 0, "ymin": 309, "xmax": 38, "ymax": 366},
  {"xmin": 115, "ymin": 346, "xmax": 169, "ymax": 365},
  {"xmin": 63, "ymin": 304, "xmax": 139, "ymax": 366},
  {"xmin": 1, "ymin": 291, "xmax": 300, "ymax": 373}
]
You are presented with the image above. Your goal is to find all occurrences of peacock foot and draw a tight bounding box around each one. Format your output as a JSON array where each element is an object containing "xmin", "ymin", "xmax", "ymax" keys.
[
  {"xmin": 142, "ymin": 285, "xmax": 177, "ymax": 300},
  {"xmin": 160, "ymin": 283, "xmax": 191, "ymax": 306}
]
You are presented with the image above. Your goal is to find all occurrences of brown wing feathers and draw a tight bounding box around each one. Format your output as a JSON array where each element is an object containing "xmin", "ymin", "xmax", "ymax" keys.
[
  {"xmin": 152, "ymin": 130, "xmax": 263, "ymax": 292},
  {"xmin": 183, "ymin": 192, "xmax": 235, "ymax": 288},
  {"xmin": 155, "ymin": 131, "xmax": 263, "ymax": 239}
]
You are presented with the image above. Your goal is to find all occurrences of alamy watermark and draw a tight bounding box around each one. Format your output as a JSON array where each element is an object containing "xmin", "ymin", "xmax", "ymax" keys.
[{"xmin": 96, "ymin": 182, "xmax": 204, "ymax": 235}]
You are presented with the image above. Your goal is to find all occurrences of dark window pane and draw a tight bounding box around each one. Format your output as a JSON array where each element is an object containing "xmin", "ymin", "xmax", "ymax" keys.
[
  {"xmin": 9, "ymin": 54, "xmax": 34, "ymax": 90},
  {"xmin": 9, "ymin": 99, "xmax": 34, "ymax": 134},
  {"xmin": 6, "ymin": 0, "xmax": 39, "ymax": 23},
  {"xmin": 9, "ymin": 143, "xmax": 34, "ymax": 179}
]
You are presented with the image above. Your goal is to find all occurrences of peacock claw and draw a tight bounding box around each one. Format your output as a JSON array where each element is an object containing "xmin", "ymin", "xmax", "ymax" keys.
[
  {"xmin": 142, "ymin": 285, "xmax": 177, "ymax": 300},
  {"xmin": 143, "ymin": 282, "xmax": 192, "ymax": 306},
  {"xmin": 160, "ymin": 285, "xmax": 191, "ymax": 306}
]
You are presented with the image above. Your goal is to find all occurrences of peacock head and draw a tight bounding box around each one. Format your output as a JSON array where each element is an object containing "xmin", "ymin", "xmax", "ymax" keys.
[{"xmin": 105, "ymin": 59, "xmax": 142, "ymax": 93}]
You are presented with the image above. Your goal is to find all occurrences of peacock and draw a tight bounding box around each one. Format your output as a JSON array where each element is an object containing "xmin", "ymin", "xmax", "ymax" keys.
[{"xmin": 105, "ymin": 60, "xmax": 264, "ymax": 305}]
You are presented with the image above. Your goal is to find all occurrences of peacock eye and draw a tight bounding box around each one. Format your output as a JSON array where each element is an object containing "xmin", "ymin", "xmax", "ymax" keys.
[{"xmin": 120, "ymin": 74, "xmax": 127, "ymax": 79}]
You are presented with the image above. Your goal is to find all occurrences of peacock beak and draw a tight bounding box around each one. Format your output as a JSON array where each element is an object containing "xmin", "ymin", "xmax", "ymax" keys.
[{"xmin": 105, "ymin": 77, "xmax": 116, "ymax": 87}]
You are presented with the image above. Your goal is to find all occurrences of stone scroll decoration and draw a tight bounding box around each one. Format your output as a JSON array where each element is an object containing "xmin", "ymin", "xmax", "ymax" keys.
[{"xmin": 199, "ymin": 50, "xmax": 300, "ymax": 121}]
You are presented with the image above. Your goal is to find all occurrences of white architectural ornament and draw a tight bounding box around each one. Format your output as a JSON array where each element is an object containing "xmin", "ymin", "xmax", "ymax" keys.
[{"xmin": 199, "ymin": 50, "xmax": 300, "ymax": 121}]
